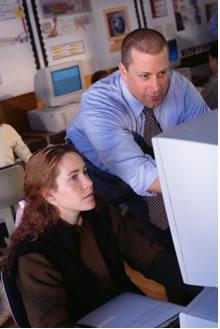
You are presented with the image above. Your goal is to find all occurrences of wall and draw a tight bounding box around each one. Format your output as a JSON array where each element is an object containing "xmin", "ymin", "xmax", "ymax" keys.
[
  {"xmin": 0, "ymin": 1, "xmax": 37, "ymax": 98},
  {"xmin": 0, "ymin": 0, "xmax": 217, "ymax": 132},
  {"xmin": 0, "ymin": 0, "xmax": 217, "ymax": 99},
  {"xmin": 34, "ymin": 0, "xmax": 139, "ymax": 72},
  {"xmin": 142, "ymin": 0, "xmax": 217, "ymax": 53}
]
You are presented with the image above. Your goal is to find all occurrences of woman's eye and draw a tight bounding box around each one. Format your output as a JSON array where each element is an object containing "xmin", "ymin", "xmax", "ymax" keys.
[
  {"xmin": 70, "ymin": 175, "xmax": 77, "ymax": 181},
  {"xmin": 84, "ymin": 169, "xmax": 89, "ymax": 176}
]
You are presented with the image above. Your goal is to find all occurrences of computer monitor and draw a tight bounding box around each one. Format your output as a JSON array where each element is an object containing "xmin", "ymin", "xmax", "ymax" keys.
[
  {"xmin": 168, "ymin": 39, "xmax": 180, "ymax": 68},
  {"xmin": 34, "ymin": 61, "xmax": 85, "ymax": 107},
  {"xmin": 152, "ymin": 110, "xmax": 217, "ymax": 288}
]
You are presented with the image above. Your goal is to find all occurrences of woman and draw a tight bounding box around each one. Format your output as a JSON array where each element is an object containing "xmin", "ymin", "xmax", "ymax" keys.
[
  {"xmin": 0, "ymin": 118, "xmax": 31, "ymax": 168},
  {"xmin": 0, "ymin": 118, "xmax": 31, "ymax": 325},
  {"xmin": 2, "ymin": 144, "xmax": 201, "ymax": 327}
]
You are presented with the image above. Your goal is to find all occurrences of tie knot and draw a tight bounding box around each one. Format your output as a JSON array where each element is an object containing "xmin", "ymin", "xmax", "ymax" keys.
[{"xmin": 143, "ymin": 107, "xmax": 155, "ymax": 119}]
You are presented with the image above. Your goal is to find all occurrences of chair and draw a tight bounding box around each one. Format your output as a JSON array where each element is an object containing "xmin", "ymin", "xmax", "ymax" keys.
[
  {"xmin": 1, "ymin": 271, "xmax": 30, "ymax": 327},
  {"xmin": 175, "ymin": 67, "xmax": 192, "ymax": 82},
  {"xmin": 0, "ymin": 164, "xmax": 25, "ymax": 236}
]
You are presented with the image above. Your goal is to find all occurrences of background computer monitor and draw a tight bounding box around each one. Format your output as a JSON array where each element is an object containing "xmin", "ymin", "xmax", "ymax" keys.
[
  {"xmin": 152, "ymin": 111, "xmax": 217, "ymax": 288},
  {"xmin": 34, "ymin": 61, "xmax": 85, "ymax": 107},
  {"xmin": 168, "ymin": 39, "xmax": 180, "ymax": 68}
]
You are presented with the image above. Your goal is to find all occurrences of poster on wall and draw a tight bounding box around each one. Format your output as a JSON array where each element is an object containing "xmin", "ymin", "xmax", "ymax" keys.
[
  {"xmin": 0, "ymin": 0, "xmax": 28, "ymax": 48},
  {"xmin": 39, "ymin": 0, "xmax": 94, "ymax": 37},
  {"xmin": 149, "ymin": 0, "xmax": 168, "ymax": 18},
  {"xmin": 205, "ymin": 2, "xmax": 217, "ymax": 21},
  {"xmin": 103, "ymin": 6, "xmax": 131, "ymax": 52},
  {"xmin": 170, "ymin": 0, "xmax": 217, "ymax": 59},
  {"xmin": 172, "ymin": 0, "xmax": 202, "ymax": 32},
  {"xmin": 36, "ymin": 0, "xmax": 95, "ymax": 64},
  {"xmin": 39, "ymin": 0, "xmax": 92, "ymax": 17},
  {"xmin": 51, "ymin": 40, "xmax": 85, "ymax": 60}
]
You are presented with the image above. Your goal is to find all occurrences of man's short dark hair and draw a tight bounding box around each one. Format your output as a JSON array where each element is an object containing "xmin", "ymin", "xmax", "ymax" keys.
[{"xmin": 121, "ymin": 28, "xmax": 168, "ymax": 69}]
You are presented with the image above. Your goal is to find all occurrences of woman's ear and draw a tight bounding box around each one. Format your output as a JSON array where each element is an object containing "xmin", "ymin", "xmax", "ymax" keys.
[{"xmin": 41, "ymin": 188, "xmax": 56, "ymax": 206}]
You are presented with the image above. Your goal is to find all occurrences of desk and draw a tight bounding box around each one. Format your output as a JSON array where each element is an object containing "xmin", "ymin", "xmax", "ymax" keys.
[{"xmin": 21, "ymin": 131, "xmax": 66, "ymax": 152}]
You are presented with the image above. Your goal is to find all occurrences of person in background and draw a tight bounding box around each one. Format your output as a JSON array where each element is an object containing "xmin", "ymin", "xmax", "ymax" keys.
[
  {"xmin": 208, "ymin": 6, "xmax": 218, "ymax": 38},
  {"xmin": 66, "ymin": 28, "xmax": 209, "ymax": 249},
  {"xmin": 201, "ymin": 41, "xmax": 218, "ymax": 110},
  {"xmin": 2, "ymin": 144, "xmax": 202, "ymax": 327},
  {"xmin": 91, "ymin": 70, "xmax": 109, "ymax": 84},
  {"xmin": 0, "ymin": 118, "xmax": 31, "ymax": 325},
  {"xmin": 0, "ymin": 118, "xmax": 32, "ymax": 168}
]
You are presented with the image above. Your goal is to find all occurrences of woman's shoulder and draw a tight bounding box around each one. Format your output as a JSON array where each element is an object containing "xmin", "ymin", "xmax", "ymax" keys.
[
  {"xmin": 17, "ymin": 252, "xmax": 62, "ymax": 291},
  {"xmin": 0, "ymin": 123, "xmax": 19, "ymax": 137},
  {"xmin": 1, "ymin": 123, "xmax": 15, "ymax": 131},
  {"xmin": 18, "ymin": 252, "xmax": 52, "ymax": 269}
]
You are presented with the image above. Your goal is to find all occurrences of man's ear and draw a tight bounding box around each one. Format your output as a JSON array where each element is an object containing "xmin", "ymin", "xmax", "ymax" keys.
[{"xmin": 119, "ymin": 62, "xmax": 128, "ymax": 81}]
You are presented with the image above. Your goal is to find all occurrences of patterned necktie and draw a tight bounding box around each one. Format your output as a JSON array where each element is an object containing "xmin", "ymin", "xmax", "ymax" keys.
[{"xmin": 143, "ymin": 106, "xmax": 169, "ymax": 230}]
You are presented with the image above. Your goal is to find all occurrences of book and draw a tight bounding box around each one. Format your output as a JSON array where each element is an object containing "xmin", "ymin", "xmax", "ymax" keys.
[{"xmin": 77, "ymin": 292, "xmax": 184, "ymax": 328}]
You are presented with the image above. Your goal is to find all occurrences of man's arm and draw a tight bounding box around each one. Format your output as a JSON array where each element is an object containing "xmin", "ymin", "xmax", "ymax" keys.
[
  {"xmin": 147, "ymin": 177, "xmax": 161, "ymax": 193},
  {"xmin": 80, "ymin": 105, "xmax": 158, "ymax": 196},
  {"xmin": 68, "ymin": 74, "xmax": 160, "ymax": 197}
]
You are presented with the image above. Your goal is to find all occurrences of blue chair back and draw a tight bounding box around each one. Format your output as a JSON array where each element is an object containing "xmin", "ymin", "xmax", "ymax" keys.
[{"xmin": 1, "ymin": 271, "xmax": 30, "ymax": 327}]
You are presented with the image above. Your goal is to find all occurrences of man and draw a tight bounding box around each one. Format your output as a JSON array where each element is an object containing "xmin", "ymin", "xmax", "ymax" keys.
[
  {"xmin": 66, "ymin": 28, "xmax": 209, "ymax": 248},
  {"xmin": 201, "ymin": 41, "xmax": 218, "ymax": 110}
]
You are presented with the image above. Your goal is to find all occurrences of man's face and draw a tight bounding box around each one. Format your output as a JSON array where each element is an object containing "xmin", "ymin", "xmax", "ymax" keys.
[
  {"xmin": 209, "ymin": 54, "xmax": 218, "ymax": 75},
  {"xmin": 119, "ymin": 47, "xmax": 170, "ymax": 108}
]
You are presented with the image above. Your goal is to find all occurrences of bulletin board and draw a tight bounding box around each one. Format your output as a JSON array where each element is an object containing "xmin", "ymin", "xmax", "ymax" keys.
[
  {"xmin": 0, "ymin": 0, "xmax": 141, "ymax": 98},
  {"xmin": 35, "ymin": 0, "xmax": 94, "ymax": 65},
  {"xmin": 88, "ymin": 0, "xmax": 140, "ymax": 70},
  {"xmin": 0, "ymin": 0, "xmax": 37, "ymax": 98},
  {"xmin": 34, "ymin": 0, "xmax": 140, "ymax": 73},
  {"xmin": 141, "ymin": 0, "xmax": 217, "ymax": 61}
]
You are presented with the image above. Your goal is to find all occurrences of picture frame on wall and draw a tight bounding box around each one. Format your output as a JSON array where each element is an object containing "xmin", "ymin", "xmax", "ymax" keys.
[
  {"xmin": 150, "ymin": 0, "xmax": 168, "ymax": 18},
  {"xmin": 103, "ymin": 6, "xmax": 131, "ymax": 52}
]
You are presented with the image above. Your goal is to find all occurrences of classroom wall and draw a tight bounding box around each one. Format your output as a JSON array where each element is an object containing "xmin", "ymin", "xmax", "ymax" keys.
[
  {"xmin": 0, "ymin": 1, "xmax": 37, "ymax": 98},
  {"xmin": 32, "ymin": 0, "xmax": 141, "ymax": 88},
  {"xmin": 142, "ymin": 0, "xmax": 217, "ymax": 54},
  {"xmin": 0, "ymin": 0, "xmax": 217, "ymax": 132}
]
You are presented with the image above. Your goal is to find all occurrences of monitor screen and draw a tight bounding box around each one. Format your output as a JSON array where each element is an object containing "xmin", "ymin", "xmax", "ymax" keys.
[
  {"xmin": 168, "ymin": 39, "xmax": 180, "ymax": 68},
  {"xmin": 168, "ymin": 39, "xmax": 178, "ymax": 61},
  {"xmin": 34, "ymin": 61, "xmax": 85, "ymax": 108},
  {"xmin": 152, "ymin": 111, "xmax": 218, "ymax": 288},
  {"xmin": 51, "ymin": 66, "xmax": 82, "ymax": 97}
]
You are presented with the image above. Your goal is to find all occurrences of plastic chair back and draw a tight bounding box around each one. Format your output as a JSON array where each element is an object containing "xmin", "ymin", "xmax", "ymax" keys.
[{"xmin": 1, "ymin": 271, "xmax": 30, "ymax": 327}]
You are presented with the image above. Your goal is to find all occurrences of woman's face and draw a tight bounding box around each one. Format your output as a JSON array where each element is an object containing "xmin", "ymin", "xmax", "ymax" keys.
[{"xmin": 48, "ymin": 152, "xmax": 95, "ymax": 221}]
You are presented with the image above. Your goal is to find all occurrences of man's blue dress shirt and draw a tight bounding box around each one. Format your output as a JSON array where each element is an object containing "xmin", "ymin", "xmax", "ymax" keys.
[{"xmin": 67, "ymin": 70, "xmax": 209, "ymax": 196}]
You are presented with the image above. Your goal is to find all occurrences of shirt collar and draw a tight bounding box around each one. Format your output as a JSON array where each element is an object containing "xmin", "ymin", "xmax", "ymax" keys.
[{"xmin": 119, "ymin": 76, "xmax": 144, "ymax": 119}]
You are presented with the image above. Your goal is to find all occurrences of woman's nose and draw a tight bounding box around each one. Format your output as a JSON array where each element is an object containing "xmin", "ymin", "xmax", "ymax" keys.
[{"xmin": 82, "ymin": 174, "xmax": 93, "ymax": 189}]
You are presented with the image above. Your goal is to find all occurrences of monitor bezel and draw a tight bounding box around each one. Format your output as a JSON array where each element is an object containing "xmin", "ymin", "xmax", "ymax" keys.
[{"xmin": 36, "ymin": 60, "xmax": 85, "ymax": 107}]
